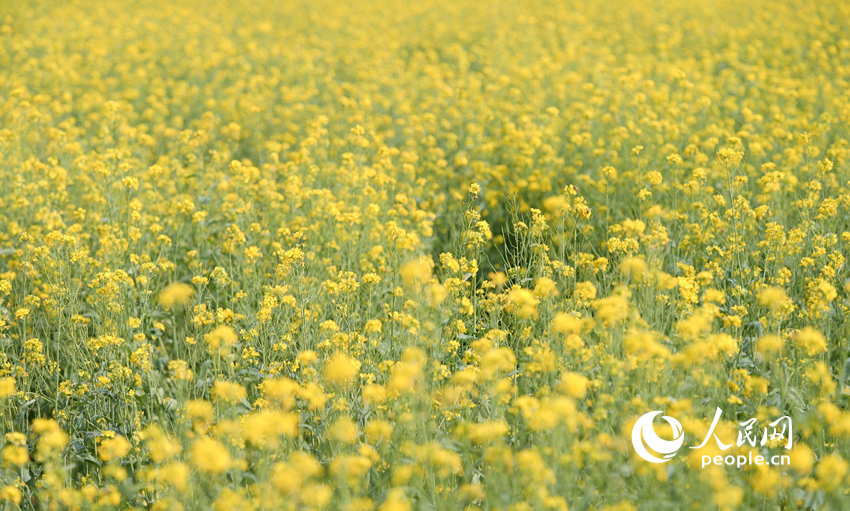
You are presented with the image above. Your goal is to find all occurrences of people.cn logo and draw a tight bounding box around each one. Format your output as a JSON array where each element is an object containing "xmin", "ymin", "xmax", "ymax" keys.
[{"xmin": 631, "ymin": 411, "xmax": 685, "ymax": 463}]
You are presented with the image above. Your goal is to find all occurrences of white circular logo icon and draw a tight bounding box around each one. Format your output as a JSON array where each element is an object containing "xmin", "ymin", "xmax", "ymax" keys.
[{"xmin": 631, "ymin": 411, "xmax": 684, "ymax": 463}]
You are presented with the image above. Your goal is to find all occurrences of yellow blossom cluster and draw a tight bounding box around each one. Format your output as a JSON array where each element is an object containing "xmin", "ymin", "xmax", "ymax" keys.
[{"xmin": 0, "ymin": 0, "xmax": 849, "ymax": 509}]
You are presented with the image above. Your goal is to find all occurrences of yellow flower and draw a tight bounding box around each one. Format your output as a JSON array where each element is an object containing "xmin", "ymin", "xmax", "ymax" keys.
[
  {"xmin": 0, "ymin": 486, "xmax": 21, "ymax": 506},
  {"xmin": 619, "ymin": 256, "xmax": 647, "ymax": 277},
  {"xmin": 184, "ymin": 399, "xmax": 214, "ymax": 428},
  {"xmin": 362, "ymin": 384, "xmax": 387, "ymax": 406},
  {"xmin": 488, "ymin": 272, "xmax": 509, "ymax": 287},
  {"xmin": 793, "ymin": 327, "xmax": 827, "ymax": 356},
  {"xmin": 387, "ymin": 348, "xmax": 425, "ymax": 395},
  {"xmin": 426, "ymin": 283, "xmax": 449, "ymax": 307},
  {"xmin": 0, "ymin": 377, "xmax": 15, "ymax": 398},
  {"xmin": 558, "ymin": 372, "xmax": 589, "ymax": 399},
  {"xmin": 272, "ymin": 452, "xmax": 324, "ymax": 494},
  {"xmin": 159, "ymin": 462, "xmax": 190, "ymax": 491},
  {"xmin": 815, "ymin": 453, "xmax": 848, "ymax": 491},
  {"xmin": 551, "ymin": 312, "xmax": 582, "ymax": 335},
  {"xmin": 624, "ymin": 329, "xmax": 670, "ymax": 360},
  {"xmin": 159, "ymin": 282, "xmax": 194, "ymax": 310},
  {"xmin": 190, "ymin": 437, "xmax": 232, "ymax": 475},
  {"xmin": 645, "ymin": 171, "xmax": 662, "ymax": 185},
  {"xmin": 167, "ymin": 360, "xmax": 194, "ymax": 381},
  {"xmin": 365, "ymin": 420, "xmax": 394, "ymax": 443},
  {"xmin": 378, "ymin": 488, "xmax": 411, "ymax": 511},
  {"xmin": 213, "ymin": 380, "xmax": 247, "ymax": 404},
  {"xmin": 755, "ymin": 334, "xmax": 783, "ymax": 360},
  {"xmin": 533, "ymin": 277, "xmax": 559, "ymax": 299},
  {"xmin": 262, "ymin": 378, "xmax": 299, "ymax": 410},
  {"xmin": 573, "ymin": 281, "xmax": 597, "ymax": 302},
  {"xmin": 602, "ymin": 502, "xmax": 637, "ymax": 511},
  {"xmin": 2, "ymin": 445, "xmax": 28, "ymax": 467},
  {"xmin": 757, "ymin": 286, "xmax": 791, "ymax": 312},
  {"xmin": 329, "ymin": 417, "xmax": 359, "ymax": 444},
  {"xmin": 214, "ymin": 488, "xmax": 250, "ymax": 511},
  {"xmin": 789, "ymin": 443, "xmax": 814, "ymax": 475},
  {"xmin": 143, "ymin": 425, "xmax": 182, "ymax": 463},
  {"xmin": 205, "ymin": 325, "xmax": 238, "ymax": 353},
  {"xmin": 592, "ymin": 288, "xmax": 630, "ymax": 325},
  {"xmin": 297, "ymin": 350, "xmax": 319, "ymax": 366},
  {"xmin": 32, "ymin": 419, "xmax": 67, "ymax": 460},
  {"xmin": 507, "ymin": 288, "xmax": 537, "ymax": 319},
  {"xmin": 364, "ymin": 318, "xmax": 383, "ymax": 333},
  {"xmin": 467, "ymin": 420, "xmax": 510, "ymax": 445},
  {"xmin": 400, "ymin": 258, "xmax": 432, "ymax": 288},
  {"xmin": 241, "ymin": 411, "xmax": 299, "ymax": 447},
  {"xmin": 99, "ymin": 434, "xmax": 131, "ymax": 462},
  {"xmin": 23, "ymin": 339, "xmax": 46, "ymax": 366},
  {"xmin": 323, "ymin": 353, "xmax": 360, "ymax": 387}
]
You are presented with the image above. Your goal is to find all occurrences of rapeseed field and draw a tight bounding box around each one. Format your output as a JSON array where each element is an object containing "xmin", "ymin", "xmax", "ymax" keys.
[{"xmin": 1, "ymin": 0, "xmax": 849, "ymax": 509}]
